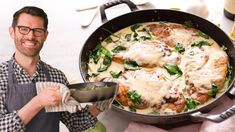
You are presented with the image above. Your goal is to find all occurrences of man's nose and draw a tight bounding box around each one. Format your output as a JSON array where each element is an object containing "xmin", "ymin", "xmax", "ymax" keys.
[{"xmin": 26, "ymin": 30, "xmax": 35, "ymax": 38}]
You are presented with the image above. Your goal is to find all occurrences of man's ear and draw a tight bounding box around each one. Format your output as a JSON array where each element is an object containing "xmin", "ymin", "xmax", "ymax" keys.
[
  {"xmin": 44, "ymin": 31, "xmax": 49, "ymax": 40},
  {"xmin": 9, "ymin": 26, "xmax": 15, "ymax": 39}
]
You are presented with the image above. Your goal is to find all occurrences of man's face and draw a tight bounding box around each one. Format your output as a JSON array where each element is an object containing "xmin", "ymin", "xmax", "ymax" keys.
[{"xmin": 9, "ymin": 13, "xmax": 48, "ymax": 58}]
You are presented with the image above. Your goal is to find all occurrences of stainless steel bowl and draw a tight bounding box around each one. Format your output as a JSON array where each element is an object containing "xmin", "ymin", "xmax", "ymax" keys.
[{"xmin": 68, "ymin": 82, "xmax": 118, "ymax": 103}]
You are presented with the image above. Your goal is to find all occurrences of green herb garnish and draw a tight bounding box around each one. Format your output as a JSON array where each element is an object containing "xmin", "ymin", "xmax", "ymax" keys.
[
  {"xmin": 175, "ymin": 43, "xmax": 185, "ymax": 54},
  {"xmin": 208, "ymin": 83, "xmax": 218, "ymax": 98},
  {"xmin": 102, "ymin": 28, "xmax": 120, "ymax": 43},
  {"xmin": 124, "ymin": 60, "xmax": 140, "ymax": 70},
  {"xmin": 112, "ymin": 45, "xmax": 127, "ymax": 53},
  {"xmin": 125, "ymin": 34, "xmax": 132, "ymax": 41},
  {"xmin": 184, "ymin": 20, "xmax": 193, "ymax": 27},
  {"xmin": 110, "ymin": 71, "xmax": 122, "ymax": 78},
  {"xmin": 127, "ymin": 90, "xmax": 142, "ymax": 104},
  {"xmin": 97, "ymin": 55, "xmax": 112, "ymax": 72},
  {"xmin": 101, "ymin": 47, "xmax": 112, "ymax": 58},
  {"xmin": 139, "ymin": 36, "xmax": 151, "ymax": 41},
  {"xmin": 104, "ymin": 36, "xmax": 113, "ymax": 44},
  {"xmin": 197, "ymin": 31, "xmax": 209, "ymax": 39},
  {"xmin": 89, "ymin": 44, "xmax": 102, "ymax": 64},
  {"xmin": 185, "ymin": 98, "xmax": 198, "ymax": 112},
  {"xmin": 191, "ymin": 41, "xmax": 211, "ymax": 47},
  {"xmin": 226, "ymin": 64, "xmax": 232, "ymax": 84},
  {"xmin": 130, "ymin": 24, "xmax": 142, "ymax": 32},
  {"xmin": 164, "ymin": 64, "xmax": 183, "ymax": 78}
]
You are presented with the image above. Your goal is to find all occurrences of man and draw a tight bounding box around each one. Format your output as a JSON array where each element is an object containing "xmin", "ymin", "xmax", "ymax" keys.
[{"xmin": 0, "ymin": 6, "xmax": 100, "ymax": 132}]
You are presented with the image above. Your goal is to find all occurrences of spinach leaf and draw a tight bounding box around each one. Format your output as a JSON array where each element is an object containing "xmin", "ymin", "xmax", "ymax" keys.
[
  {"xmin": 127, "ymin": 90, "xmax": 142, "ymax": 104},
  {"xmin": 110, "ymin": 71, "xmax": 122, "ymax": 78},
  {"xmin": 140, "ymin": 36, "xmax": 151, "ymax": 41},
  {"xmin": 101, "ymin": 47, "xmax": 112, "ymax": 58},
  {"xmin": 130, "ymin": 24, "xmax": 147, "ymax": 41},
  {"xmin": 164, "ymin": 64, "xmax": 183, "ymax": 77},
  {"xmin": 104, "ymin": 36, "xmax": 113, "ymax": 44},
  {"xmin": 97, "ymin": 55, "xmax": 112, "ymax": 72},
  {"xmin": 133, "ymin": 32, "xmax": 139, "ymax": 41},
  {"xmin": 226, "ymin": 64, "xmax": 232, "ymax": 84},
  {"xmin": 112, "ymin": 45, "xmax": 127, "ymax": 53},
  {"xmin": 130, "ymin": 24, "xmax": 142, "ymax": 32},
  {"xmin": 137, "ymin": 27, "xmax": 147, "ymax": 32},
  {"xmin": 89, "ymin": 46, "xmax": 112, "ymax": 72},
  {"xmin": 89, "ymin": 44, "xmax": 102, "ymax": 64},
  {"xmin": 197, "ymin": 31, "xmax": 209, "ymax": 39},
  {"xmin": 175, "ymin": 43, "xmax": 185, "ymax": 54},
  {"xmin": 125, "ymin": 34, "xmax": 132, "ymax": 41},
  {"xmin": 191, "ymin": 41, "xmax": 211, "ymax": 47},
  {"xmin": 137, "ymin": 27, "xmax": 153, "ymax": 41},
  {"xmin": 102, "ymin": 28, "xmax": 120, "ymax": 43},
  {"xmin": 184, "ymin": 20, "xmax": 193, "ymax": 27},
  {"xmin": 185, "ymin": 98, "xmax": 198, "ymax": 112},
  {"xmin": 208, "ymin": 83, "xmax": 218, "ymax": 98},
  {"xmin": 124, "ymin": 60, "xmax": 140, "ymax": 70}
]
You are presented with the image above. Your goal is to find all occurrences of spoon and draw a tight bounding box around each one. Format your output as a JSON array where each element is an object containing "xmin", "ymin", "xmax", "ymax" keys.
[
  {"xmin": 80, "ymin": 6, "xmax": 100, "ymax": 27},
  {"xmin": 79, "ymin": 0, "xmax": 149, "ymax": 27}
]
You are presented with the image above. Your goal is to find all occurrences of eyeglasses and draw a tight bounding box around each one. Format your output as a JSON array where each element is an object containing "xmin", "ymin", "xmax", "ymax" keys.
[{"xmin": 16, "ymin": 26, "xmax": 46, "ymax": 37}]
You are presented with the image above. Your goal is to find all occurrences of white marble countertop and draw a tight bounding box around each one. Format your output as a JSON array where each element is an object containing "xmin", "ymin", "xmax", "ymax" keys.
[{"xmin": 0, "ymin": 0, "xmax": 234, "ymax": 132}]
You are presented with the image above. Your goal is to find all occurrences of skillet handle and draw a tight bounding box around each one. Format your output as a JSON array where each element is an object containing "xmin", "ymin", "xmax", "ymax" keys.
[
  {"xmin": 228, "ymin": 83, "xmax": 235, "ymax": 98},
  {"xmin": 100, "ymin": 0, "xmax": 138, "ymax": 23},
  {"xmin": 190, "ymin": 105, "xmax": 235, "ymax": 123}
]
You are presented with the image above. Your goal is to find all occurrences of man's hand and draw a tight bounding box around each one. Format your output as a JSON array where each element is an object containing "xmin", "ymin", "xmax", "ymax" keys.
[
  {"xmin": 35, "ymin": 86, "xmax": 62, "ymax": 108},
  {"xmin": 18, "ymin": 86, "xmax": 62, "ymax": 125},
  {"xmin": 88, "ymin": 105, "xmax": 101, "ymax": 117},
  {"xmin": 93, "ymin": 98, "xmax": 114, "ymax": 112}
]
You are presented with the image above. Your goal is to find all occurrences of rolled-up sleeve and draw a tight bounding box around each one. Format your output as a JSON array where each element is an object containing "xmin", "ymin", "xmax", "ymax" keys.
[
  {"xmin": 0, "ymin": 110, "xmax": 25, "ymax": 131},
  {"xmin": 0, "ymin": 77, "xmax": 25, "ymax": 131},
  {"xmin": 60, "ymin": 105, "xmax": 98, "ymax": 132}
]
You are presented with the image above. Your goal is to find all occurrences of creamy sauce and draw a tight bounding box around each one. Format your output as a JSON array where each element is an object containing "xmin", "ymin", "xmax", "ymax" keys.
[{"xmin": 88, "ymin": 22, "xmax": 229, "ymax": 115}]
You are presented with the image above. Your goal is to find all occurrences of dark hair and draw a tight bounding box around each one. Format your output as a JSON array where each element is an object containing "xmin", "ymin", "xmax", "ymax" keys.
[{"xmin": 12, "ymin": 6, "xmax": 48, "ymax": 29}]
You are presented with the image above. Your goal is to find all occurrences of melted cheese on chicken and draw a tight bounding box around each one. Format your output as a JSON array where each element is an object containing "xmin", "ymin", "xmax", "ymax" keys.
[{"xmin": 121, "ymin": 69, "xmax": 172, "ymax": 105}]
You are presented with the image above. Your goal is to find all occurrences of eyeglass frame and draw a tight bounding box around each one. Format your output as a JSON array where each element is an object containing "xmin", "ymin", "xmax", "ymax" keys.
[{"xmin": 16, "ymin": 25, "xmax": 47, "ymax": 37}]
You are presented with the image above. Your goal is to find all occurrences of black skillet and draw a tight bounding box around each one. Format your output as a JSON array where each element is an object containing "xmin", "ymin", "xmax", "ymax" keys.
[{"xmin": 79, "ymin": 0, "xmax": 235, "ymax": 125}]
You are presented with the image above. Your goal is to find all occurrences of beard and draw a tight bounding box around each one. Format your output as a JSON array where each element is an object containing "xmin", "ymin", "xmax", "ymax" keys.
[{"xmin": 14, "ymin": 37, "xmax": 44, "ymax": 57}]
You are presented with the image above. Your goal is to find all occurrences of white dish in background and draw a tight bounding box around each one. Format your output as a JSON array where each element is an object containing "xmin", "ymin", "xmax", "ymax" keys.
[{"xmin": 76, "ymin": 0, "xmax": 149, "ymax": 11}]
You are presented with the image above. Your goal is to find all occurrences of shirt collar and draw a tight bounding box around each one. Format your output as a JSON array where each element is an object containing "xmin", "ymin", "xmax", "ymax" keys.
[{"xmin": 11, "ymin": 55, "xmax": 43, "ymax": 77}]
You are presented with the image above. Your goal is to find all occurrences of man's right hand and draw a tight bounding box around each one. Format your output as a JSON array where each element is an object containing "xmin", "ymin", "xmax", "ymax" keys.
[
  {"xmin": 18, "ymin": 86, "xmax": 62, "ymax": 125},
  {"xmin": 34, "ymin": 86, "xmax": 62, "ymax": 108}
]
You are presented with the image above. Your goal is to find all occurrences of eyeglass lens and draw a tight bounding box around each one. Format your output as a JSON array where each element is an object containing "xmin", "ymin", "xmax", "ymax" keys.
[{"xmin": 17, "ymin": 26, "xmax": 46, "ymax": 37}]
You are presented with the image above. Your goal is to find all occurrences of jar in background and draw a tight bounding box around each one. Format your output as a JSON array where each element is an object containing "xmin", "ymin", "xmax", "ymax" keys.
[{"xmin": 224, "ymin": 0, "xmax": 235, "ymax": 20}]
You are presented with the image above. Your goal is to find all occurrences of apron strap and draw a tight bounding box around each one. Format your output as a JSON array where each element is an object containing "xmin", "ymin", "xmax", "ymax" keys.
[
  {"xmin": 7, "ymin": 60, "xmax": 16, "ymax": 88},
  {"xmin": 39, "ymin": 61, "xmax": 51, "ymax": 81}
]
